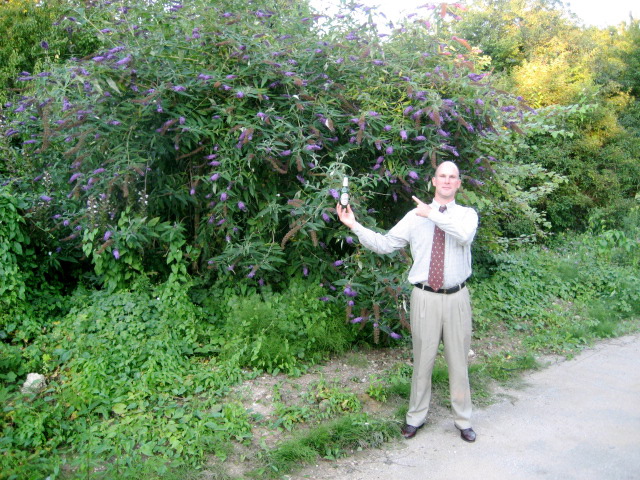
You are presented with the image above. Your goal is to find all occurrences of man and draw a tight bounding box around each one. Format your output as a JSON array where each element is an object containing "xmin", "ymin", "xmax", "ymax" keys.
[{"xmin": 336, "ymin": 161, "xmax": 479, "ymax": 443}]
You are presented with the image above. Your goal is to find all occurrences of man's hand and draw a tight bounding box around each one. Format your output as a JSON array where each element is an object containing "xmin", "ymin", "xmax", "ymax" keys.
[
  {"xmin": 336, "ymin": 203, "xmax": 356, "ymax": 229},
  {"xmin": 412, "ymin": 195, "xmax": 432, "ymax": 218}
]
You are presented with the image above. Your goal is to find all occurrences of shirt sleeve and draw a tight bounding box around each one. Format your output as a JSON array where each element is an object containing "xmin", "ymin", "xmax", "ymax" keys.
[
  {"xmin": 350, "ymin": 211, "xmax": 414, "ymax": 254},
  {"xmin": 429, "ymin": 206, "xmax": 478, "ymax": 246}
]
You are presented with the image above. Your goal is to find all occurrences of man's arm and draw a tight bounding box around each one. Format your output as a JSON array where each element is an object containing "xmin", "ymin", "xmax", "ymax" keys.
[
  {"xmin": 336, "ymin": 203, "xmax": 409, "ymax": 254},
  {"xmin": 431, "ymin": 207, "xmax": 478, "ymax": 245},
  {"xmin": 411, "ymin": 195, "xmax": 477, "ymax": 245}
]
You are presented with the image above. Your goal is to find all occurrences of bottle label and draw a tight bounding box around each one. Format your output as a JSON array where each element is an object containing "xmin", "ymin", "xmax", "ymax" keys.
[{"xmin": 340, "ymin": 192, "xmax": 349, "ymax": 206}]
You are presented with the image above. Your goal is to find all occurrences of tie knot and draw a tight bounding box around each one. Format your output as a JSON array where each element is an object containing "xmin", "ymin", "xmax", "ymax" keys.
[{"xmin": 439, "ymin": 205, "xmax": 447, "ymax": 213}]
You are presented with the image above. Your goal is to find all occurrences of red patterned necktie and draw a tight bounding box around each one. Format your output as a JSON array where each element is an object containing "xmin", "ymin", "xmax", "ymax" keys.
[{"xmin": 427, "ymin": 205, "xmax": 447, "ymax": 291}]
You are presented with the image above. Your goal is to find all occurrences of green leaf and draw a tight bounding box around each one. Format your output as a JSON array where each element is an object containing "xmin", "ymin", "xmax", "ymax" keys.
[
  {"xmin": 139, "ymin": 441, "xmax": 155, "ymax": 456},
  {"xmin": 106, "ymin": 77, "xmax": 121, "ymax": 93}
]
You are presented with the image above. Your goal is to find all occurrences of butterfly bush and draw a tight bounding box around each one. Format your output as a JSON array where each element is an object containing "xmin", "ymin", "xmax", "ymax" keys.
[{"xmin": 1, "ymin": 0, "xmax": 550, "ymax": 339}]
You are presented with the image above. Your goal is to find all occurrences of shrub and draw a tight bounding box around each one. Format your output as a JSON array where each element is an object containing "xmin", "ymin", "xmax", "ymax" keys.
[
  {"xmin": 215, "ymin": 279, "xmax": 352, "ymax": 374},
  {"xmin": 1, "ymin": 0, "xmax": 547, "ymax": 341}
]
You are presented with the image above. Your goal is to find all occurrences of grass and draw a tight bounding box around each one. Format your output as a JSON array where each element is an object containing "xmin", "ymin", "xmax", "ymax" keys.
[{"xmin": 252, "ymin": 413, "xmax": 398, "ymax": 478}]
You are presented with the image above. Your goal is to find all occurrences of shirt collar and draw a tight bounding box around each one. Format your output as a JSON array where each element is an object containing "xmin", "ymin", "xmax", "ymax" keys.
[{"xmin": 431, "ymin": 199, "xmax": 457, "ymax": 209}]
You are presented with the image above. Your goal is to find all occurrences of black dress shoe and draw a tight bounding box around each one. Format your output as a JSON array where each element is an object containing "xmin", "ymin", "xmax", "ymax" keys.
[
  {"xmin": 459, "ymin": 427, "xmax": 476, "ymax": 443},
  {"xmin": 401, "ymin": 423, "xmax": 424, "ymax": 439}
]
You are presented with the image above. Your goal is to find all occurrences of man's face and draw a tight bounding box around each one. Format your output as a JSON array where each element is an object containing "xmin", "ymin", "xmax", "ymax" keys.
[{"xmin": 432, "ymin": 164, "xmax": 461, "ymax": 202}]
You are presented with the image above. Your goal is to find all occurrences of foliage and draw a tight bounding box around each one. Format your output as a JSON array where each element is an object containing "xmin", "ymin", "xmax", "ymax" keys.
[
  {"xmin": 209, "ymin": 279, "xmax": 353, "ymax": 375},
  {"xmin": 0, "ymin": 0, "xmax": 102, "ymax": 104},
  {"xmin": 471, "ymin": 214, "xmax": 640, "ymax": 351},
  {"xmin": 518, "ymin": 99, "xmax": 640, "ymax": 232},
  {"xmin": 0, "ymin": 189, "xmax": 31, "ymax": 324},
  {"xmin": 0, "ymin": 275, "xmax": 253, "ymax": 479},
  {"xmin": 618, "ymin": 19, "xmax": 640, "ymax": 97},
  {"xmin": 0, "ymin": 187, "xmax": 72, "ymax": 388},
  {"xmin": 1, "ymin": 0, "xmax": 553, "ymax": 342},
  {"xmin": 454, "ymin": 0, "xmax": 640, "ymax": 234},
  {"xmin": 453, "ymin": 0, "xmax": 583, "ymax": 75}
]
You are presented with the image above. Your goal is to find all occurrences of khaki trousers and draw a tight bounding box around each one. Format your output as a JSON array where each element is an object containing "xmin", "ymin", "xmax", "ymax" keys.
[{"xmin": 406, "ymin": 286, "xmax": 473, "ymax": 430}]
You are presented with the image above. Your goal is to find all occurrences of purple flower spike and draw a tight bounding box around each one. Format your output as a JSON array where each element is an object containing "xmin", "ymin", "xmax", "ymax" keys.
[
  {"xmin": 40, "ymin": 195, "xmax": 52, "ymax": 202},
  {"xmin": 400, "ymin": 130, "xmax": 408, "ymax": 141},
  {"xmin": 302, "ymin": 266, "xmax": 309, "ymax": 277},
  {"xmin": 220, "ymin": 192, "xmax": 228, "ymax": 201},
  {"xmin": 350, "ymin": 316, "xmax": 363, "ymax": 324},
  {"xmin": 113, "ymin": 249, "xmax": 120, "ymax": 260},
  {"xmin": 333, "ymin": 260, "xmax": 344, "ymax": 267},
  {"xmin": 69, "ymin": 173, "xmax": 82, "ymax": 183},
  {"xmin": 390, "ymin": 332, "xmax": 402, "ymax": 339},
  {"xmin": 103, "ymin": 230, "xmax": 113, "ymax": 241},
  {"xmin": 210, "ymin": 173, "xmax": 220, "ymax": 181},
  {"xmin": 329, "ymin": 188, "xmax": 339, "ymax": 199},
  {"xmin": 237, "ymin": 201, "xmax": 247, "ymax": 211},
  {"xmin": 343, "ymin": 286, "xmax": 358, "ymax": 297},
  {"xmin": 322, "ymin": 212, "xmax": 331, "ymax": 222},
  {"xmin": 346, "ymin": 236, "xmax": 354, "ymax": 245},
  {"xmin": 172, "ymin": 85, "xmax": 186, "ymax": 92},
  {"xmin": 115, "ymin": 55, "xmax": 132, "ymax": 66}
]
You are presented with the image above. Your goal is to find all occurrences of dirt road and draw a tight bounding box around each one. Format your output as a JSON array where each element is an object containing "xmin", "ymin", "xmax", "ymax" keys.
[{"xmin": 292, "ymin": 333, "xmax": 640, "ymax": 480}]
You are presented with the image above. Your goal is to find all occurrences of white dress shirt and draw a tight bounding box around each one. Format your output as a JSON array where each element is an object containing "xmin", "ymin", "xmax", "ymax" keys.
[{"xmin": 351, "ymin": 200, "xmax": 478, "ymax": 287}]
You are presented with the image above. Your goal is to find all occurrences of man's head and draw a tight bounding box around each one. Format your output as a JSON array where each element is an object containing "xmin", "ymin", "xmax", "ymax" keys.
[{"xmin": 431, "ymin": 161, "xmax": 461, "ymax": 204}]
